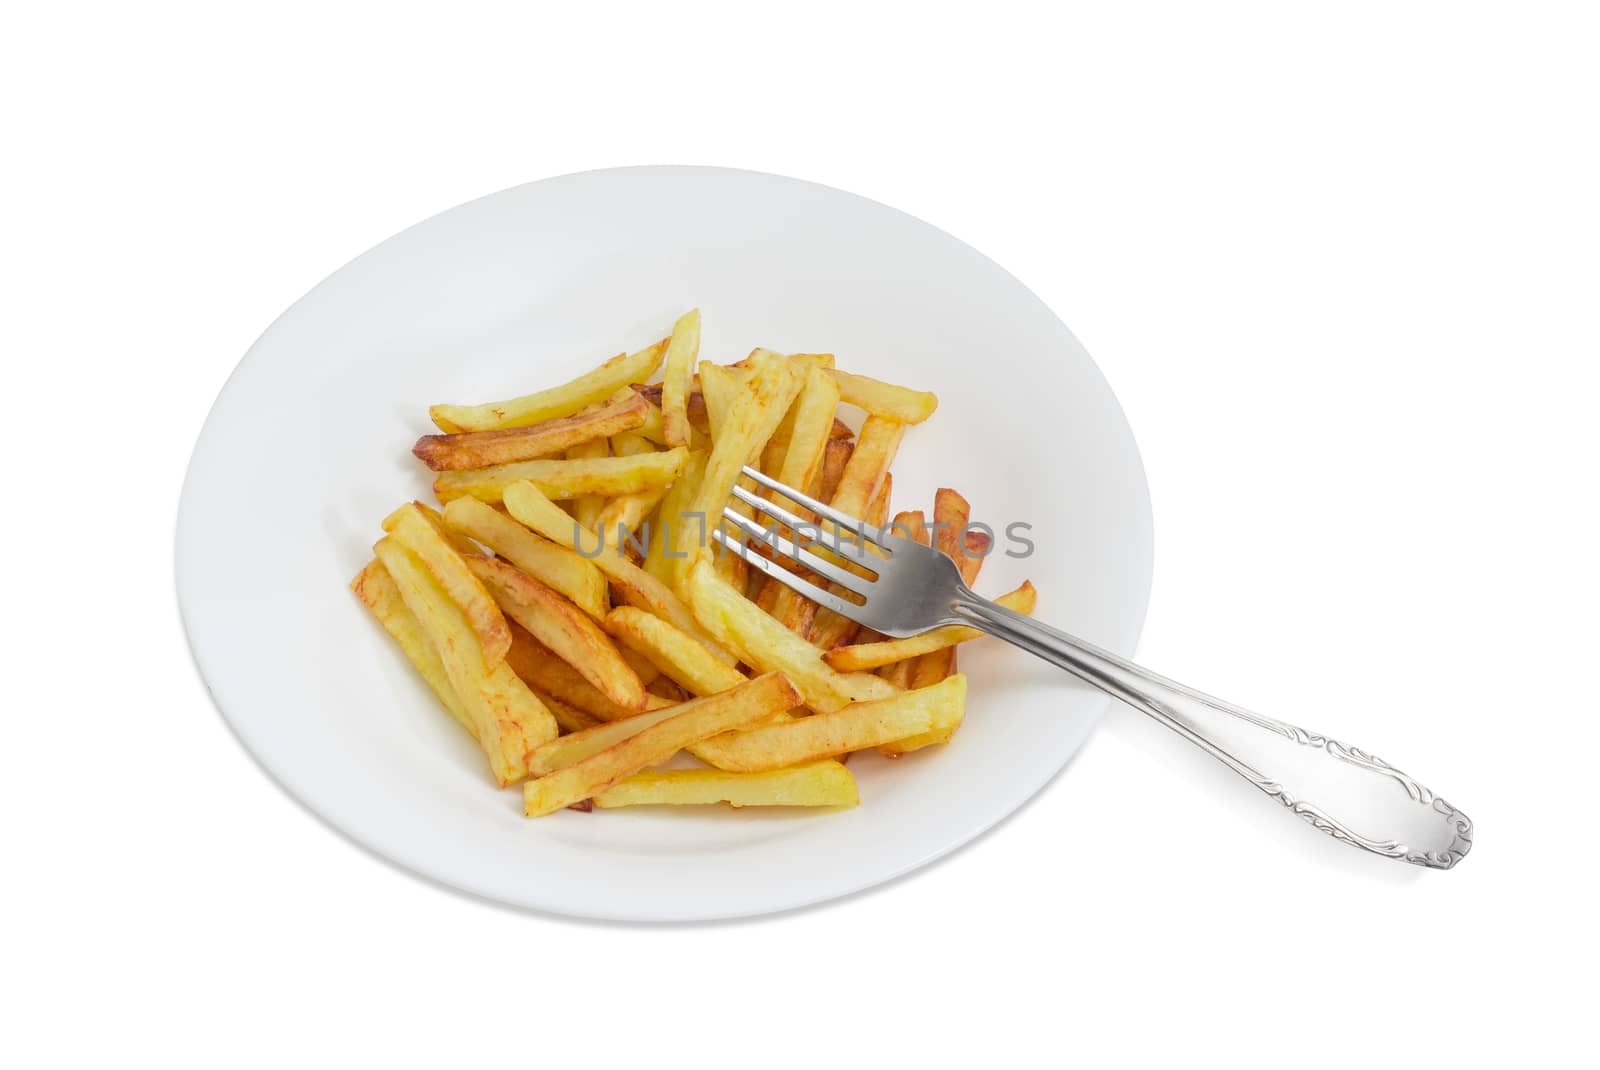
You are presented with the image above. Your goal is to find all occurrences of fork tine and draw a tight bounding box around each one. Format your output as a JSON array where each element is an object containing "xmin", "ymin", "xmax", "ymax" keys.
[
  {"xmin": 729, "ymin": 483, "xmax": 876, "ymax": 564},
  {"xmin": 710, "ymin": 529, "xmax": 861, "ymax": 619},
  {"xmin": 739, "ymin": 465, "xmax": 890, "ymax": 548},
  {"xmin": 719, "ymin": 506, "xmax": 876, "ymax": 594}
]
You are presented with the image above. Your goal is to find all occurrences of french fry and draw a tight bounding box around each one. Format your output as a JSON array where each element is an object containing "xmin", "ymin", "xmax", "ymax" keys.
[
  {"xmin": 351, "ymin": 559, "xmax": 474, "ymax": 737},
  {"xmin": 813, "ymin": 437, "xmax": 853, "ymax": 501},
  {"xmin": 823, "ymin": 415, "xmax": 904, "ymax": 520},
  {"xmin": 828, "ymin": 368, "xmax": 938, "ymax": 424},
  {"xmin": 823, "ymin": 580, "xmax": 1038, "ymax": 671},
  {"xmin": 374, "ymin": 537, "xmax": 555, "ymax": 785},
  {"xmin": 524, "ymin": 704, "xmax": 686, "ymax": 777},
  {"xmin": 413, "ymin": 391, "xmax": 648, "ymax": 470},
  {"xmin": 660, "ymin": 308, "xmax": 699, "ymax": 447},
  {"xmin": 643, "ymin": 448, "xmax": 707, "ymax": 589},
  {"xmin": 685, "ymin": 558, "xmax": 895, "ymax": 713},
  {"xmin": 615, "ymin": 642, "xmax": 661, "ymax": 686},
  {"xmin": 468, "ymin": 556, "xmax": 646, "ymax": 711},
  {"xmin": 603, "ymin": 606, "xmax": 748, "ymax": 696},
  {"xmin": 631, "ymin": 382, "xmax": 712, "ymax": 439},
  {"xmin": 503, "ymin": 624, "xmax": 675, "ymax": 722},
  {"xmin": 593, "ymin": 762, "xmax": 858, "ymax": 809},
  {"xmin": 766, "ymin": 363, "xmax": 842, "ymax": 497},
  {"xmin": 433, "ymin": 447, "xmax": 688, "ymax": 504},
  {"xmin": 698, "ymin": 361, "xmax": 753, "ymax": 443},
  {"xmin": 429, "ymin": 338, "xmax": 668, "ymax": 433},
  {"xmin": 382, "ymin": 502, "xmax": 511, "ymax": 667},
  {"xmin": 932, "ymin": 487, "xmax": 984, "ymax": 585},
  {"xmin": 442, "ymin": 497, "xmax": 608, "ymax": 619},
  {"xmin": 565, "ymin": 435, "xmax": 610, "ymax": 531},
  {"xmin": 697, "ymin": 675, "xmax": 966, "ymax": 772},
  {"xmin": 672, "ymin": 354, "xmax": 804, "ymax": 584},
  {"xmin": 531, "ymin": 689, "xmax": 601, "ymax": 734},
  {"xmin": 523, "ymin": 672, "xmax": 801, "ymax": 815},
  {"xmin": 805, "ymin": 471, "xmax": 896, "ymax": 651},
  {"xmin": 501, "ymin": 479, "xmax": 738, "ymax": 665},
  {"xmin": 412, "ymin": 501, "xmax": 483, "ymax": 556}
]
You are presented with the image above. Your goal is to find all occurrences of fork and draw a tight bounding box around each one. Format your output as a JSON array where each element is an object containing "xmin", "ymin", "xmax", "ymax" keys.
[{"xmin": 713, "ymin": 464, "xmax": 1473, "ymax": 870}]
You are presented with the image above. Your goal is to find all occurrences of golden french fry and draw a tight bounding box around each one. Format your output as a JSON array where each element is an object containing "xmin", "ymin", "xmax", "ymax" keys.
[
  {"xmin": 412, "ymin": 501, "xmax": 483, "ymax": 556},
  {"xmin": 698, "ymin": 675, "xmax": 967, "ymax": 772},
  {"xmin": 615, "ymin": 642, "xmax": 661, "ymax": 686},
  {"xmin": 468, "ymin": 556, "xmax": 646, "ymax": 711},
  {"xmin": 828, "ymin": 368, "xmax": 938, "ymax": 424},
  {"xmin": 823, "ymin": 580, "xmax": 1037, "ymax": 671},
  {"xmin": 697, "ymin": 362, "xmax": 753, "ymax": 442},
  {"xmin": 565, "ymin": 435, "xmax": 610, "ymax": 531},
  {"xmin": 530, "ymin": 688, "xmax": 601, "ymax": 733},
  {"xmin": 643, "ymin": 448, "xmax": 707, "ymax": 588},
  {"xmin": 503, "ymin": 624, "xmax": 675, "ymax": 722},
  {"xmin": 433, "ymin": 446, "xmax": 688, "ymax": 504},
  {"xmin": 374, "ymin": 537, "xmax": 555, "ymax": 785},
  {"xmin": 593, "ymin": 762, "xmax": 858, "ymax": 809},
  {"xmin": 351, "ymin": 559, "xmax": 475, "ymax": 737},
  {"xmin": 523, "ymin": 672, "xmax": 801, "ymax": 815},
  {"xmin": 660, "ymin": 309, "xmax": 699, "ymax": 447},
  {"xmin": 524, "ymin": 704, "xmax": 686, "ymax": 777},
  {"xmin": 603, "ymin": 606, "xmax": 748, "ymax": 697},
  {"xmin": 382, "ymin": 502, "xmax": 511, "ymax": 667},
  {"xmin": 501, "ymin": 479, "xmax": 738, "ymax": 665},
  {"xmin": 768, "ymin": 363, "xmax": 842, "ymax": 496},
  {"xmin": 413, "ymin": 391, "xmax": 648, "ymax": 470},
  {"xmin": 429, "ymin": 338, "xmax": 668, "ymax": 432},
  {"xmin": 933, "ymin": 487, "xmax": 985, "ymax": 586},
  {"xmin": 684, "ymin": 557, "xmax": 894, "ymax": 713},
  {"xmin": 442, "ymin": 497, "xmax": 608, "ymax": 619},
  {"xmin": 814, "ymin": 437, "xmax": 853, "ymax": 501},
  {"xmin": 671, "ymin": 354, "xmax": 804, "ymax": 584},
  {"xmin": 823, "ymin": 414, "xmax": 904, "ymax": 520}
]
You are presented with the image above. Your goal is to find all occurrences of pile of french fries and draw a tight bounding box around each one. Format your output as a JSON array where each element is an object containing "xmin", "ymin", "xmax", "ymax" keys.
[{"xmin": 353, "ymin": 310, "xmax": 1039, "ymax": 817}]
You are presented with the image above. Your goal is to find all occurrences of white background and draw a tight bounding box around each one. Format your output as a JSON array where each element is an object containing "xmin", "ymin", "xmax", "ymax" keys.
[{"xmin": 5, "ymin": 3, "xmax": 1596, "ymax": 1066}]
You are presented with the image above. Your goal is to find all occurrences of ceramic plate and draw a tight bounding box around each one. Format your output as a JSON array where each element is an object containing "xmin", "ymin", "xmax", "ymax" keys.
[{"xmin": 176, "ymin": 167, "xmax": 1153, "ymax": 921}]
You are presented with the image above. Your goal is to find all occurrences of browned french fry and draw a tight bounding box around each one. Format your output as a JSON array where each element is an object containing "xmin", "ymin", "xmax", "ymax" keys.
[
  {"xmin": 603, "ymin": 606, "xmax": 748, "ymax": 697},
  {"xmin": 433, "ymin": 447, "xmax": 688, "ymax": 504},
  {"xmin": 660, "ymin": 308, "xmax": 700, "ymax": 448},
  {"xmin": 441, "ymin": 496, "xmax": 608, "ymax": 619},
  {"xmin": 696, "ymin": 675, "xmax": 966, "ymax": 772},
  {"xmin": 374, "ymin": 538, "xmax": 555, "ymax": 785},
  {"xmin": 501, "ymin": 479, "xmax": 737, "ymax": 664},
  {"xmin": 813, "ymin": 437, "xmax": 853, "ymax": 501},
  {"xmin": 382, "ymin": 502, "xmax": 511, "ymax": 667},
  {"xmin": 823, "ymin": 580, "xmax": 1038, "ymax": 671},
  {"xmin": 352, "ymin": 559, "xmax": 475, "ymax": 737},
  {"xmin": 468, "ymin": 556, "xmax": 646, "ymax": 710},
  {"xmin": 530, "ymin": 689, "xmax": 601, "ymax": 733},
  {"xmin": 827, "ymin": 368, "xmax": 938, "ymax": 424},
  {"xmin": 413, "ymin": 392, "xmax": 648, "ymax": 470},
  {"xmin": 932, "ymin": 487, "xmax": 983, "ymax": 585},
  {"xmin": 684, "ymin": 558, "xmax": 894, "ymax": 713},
  {"xmin": 429, "ymin": 338, "xmax": 667, "ymax": 433},
  {"xmin": 523, "ymin": 672, "xmax": 801, "ymax": 815},
  {"xmin": 503, "ymin": 624, "xmax": 675, "ymax": 722},
  {"xmin": 823, "ymin": 415, "xmax": 903, "ymax": 520},
  {"xmin": 671, "ymin": 353, "xmax": 804, "ymax": 585}
]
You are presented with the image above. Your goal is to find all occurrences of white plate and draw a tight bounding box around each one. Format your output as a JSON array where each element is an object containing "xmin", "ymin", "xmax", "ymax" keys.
[{"xmin": 177, "ymin": 167, "xmax": 1153, "ymax": 922}]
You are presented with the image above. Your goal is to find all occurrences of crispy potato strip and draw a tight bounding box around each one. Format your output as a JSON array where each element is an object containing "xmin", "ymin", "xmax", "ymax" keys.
[
  {"xmin": 685, "ymin": 558, "xmax": 895, "ymax": 713},
  {"xmin": 374, "ymin": 537, "xmax": 555, "ymax": 785},
  {"xmin": 352, "ymin": 559, "xmax": 475, "ymax": 737},
  {"xmin": 442, "ymin": 497, "xmax": 608, "ymax": 619},
  {"xmin": 382, "ymin": 502, "xmax": 511, "ymax": 667},
  {"xmin": 824, "ymin": 580, "xmax": 1037, "ymax": 671},
  {"xmin": 468, "ymin": 556, "xmax": 646, "ymax": 711},
  {"xmin": 593, "ymin": 762, "xmax": 858, "ymax": 809},
  {"xmin": 429, "ymin": 338, "xmax": 667, "ymax": 433},
  {"xmin": 413, "ymin": 391, "xmax": 648, "ymax": 471},
  {"xmin": 501, "ymin": 480, "xmax": 737, "ymax": 664},
  {"xmin": 828, "ymin": 368, "xmax": 938, "ymax": 424},
  {"xmin": 522, "ymin": 672, "xmax": 801, "ymax": 816},
  {"xmin": 433, "ymin": 447, "xmax": 688, "ymax": 504},
  {"xmin": 504, "ymin": 625, "xmax": 674, "ymax": 722},
  {"xmin": 660, "ymin": 308, "xmax": 700, "ymax": 448},
  {"xmin": 603, "ymin": 606, "xmax": 748, "ymax": 697},
  {"xmin": 699, "ymin": 675, "xmax": 967, "ymax": 772}
]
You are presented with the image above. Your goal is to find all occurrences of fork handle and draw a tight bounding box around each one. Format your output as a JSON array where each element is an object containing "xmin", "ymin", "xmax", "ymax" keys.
[{"xmin": 948, "ymin": 592, "xmax": 1472, "ymax": 869}]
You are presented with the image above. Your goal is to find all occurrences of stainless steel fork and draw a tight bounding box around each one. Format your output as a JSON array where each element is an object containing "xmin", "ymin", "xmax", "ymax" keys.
[{"xmin": 713, "ymin": 464, "xmax": 1473, "ymax": 870}]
